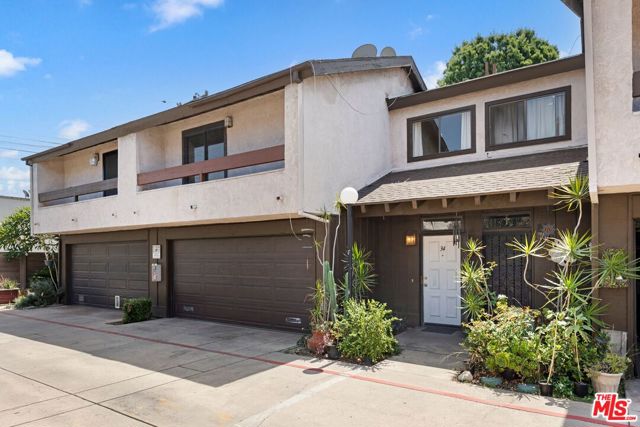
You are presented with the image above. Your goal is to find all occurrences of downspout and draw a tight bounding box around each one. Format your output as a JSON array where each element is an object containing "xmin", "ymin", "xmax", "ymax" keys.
[{"xmin": 583, "ymin": 0, "xmax": 599, "ymax": 204}]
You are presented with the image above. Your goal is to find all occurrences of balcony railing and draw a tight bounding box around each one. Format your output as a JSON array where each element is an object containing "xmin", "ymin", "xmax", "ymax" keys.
[
  {"xmin": 38, "ymin": 178, "xmax": 118, "ymax": 204},
  {"xmin": 137, "ymin": 145, "xmax": 285, "ymax": 187}
]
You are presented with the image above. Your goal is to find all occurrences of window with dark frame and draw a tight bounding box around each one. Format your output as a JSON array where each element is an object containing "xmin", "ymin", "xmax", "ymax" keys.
[
  {"xmin": 408, "ymin": 106, "xmax": 475, "ymax": 162},
  {"xmin": 182, "ymin": 121, "xmax": 226, "ymax": 184},
  {"xmin": 486, "ymin": 86, "xmax": 571, "ymax": 149}
]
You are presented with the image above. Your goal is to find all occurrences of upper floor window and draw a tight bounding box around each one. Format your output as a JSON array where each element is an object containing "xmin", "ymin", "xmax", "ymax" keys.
[
  {"xmin": 486, "ymin": 87, "xmax": 570, "ymax": 149},
  {"xmin": 183, "ymin": 121, "xmax": 226, "ymax": 184},
  {"xmin": 407, "ymin": 106, "xmax": 475, "ymax": 162}
]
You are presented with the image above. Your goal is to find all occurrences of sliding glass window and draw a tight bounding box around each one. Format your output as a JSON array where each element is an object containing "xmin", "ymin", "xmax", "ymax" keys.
[
  {"xmin": 487, "ymin": 87, "xmax": 570, "ymax": 149},
  {"xmin": 407, "ymin": 106, "xmax": 475, "ymax": 162}
]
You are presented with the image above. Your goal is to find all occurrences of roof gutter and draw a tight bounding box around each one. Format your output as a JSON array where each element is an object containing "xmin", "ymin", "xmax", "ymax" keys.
[{"xmin": 387, "ymin": 54, "xmax": 585, "ymax": 110}]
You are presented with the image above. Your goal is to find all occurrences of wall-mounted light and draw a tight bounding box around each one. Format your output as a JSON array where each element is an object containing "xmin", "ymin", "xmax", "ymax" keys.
[
  {"xmin": 89, "ymin": 153, "xmax": 99, "ymax": 166},
  {"xmin": 405, "ymin": 233, "xmax": 417, "ymax": 246},
  {"xmin": 224, "ymin": 116, "xmax": 233, "ymax": 128}
]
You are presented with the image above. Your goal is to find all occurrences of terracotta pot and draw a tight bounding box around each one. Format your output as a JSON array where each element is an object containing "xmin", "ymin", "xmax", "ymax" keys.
[
  {"xmin": 307, "ymin": 330, "xmax": 328, "ymax": 355},
  {"xmin": 592, "ymin": 372, "xmax": 623, "ymax": 394},
  {"xmin": 0, "ymin": 289, "xmax": 19, "ymax": 304}
]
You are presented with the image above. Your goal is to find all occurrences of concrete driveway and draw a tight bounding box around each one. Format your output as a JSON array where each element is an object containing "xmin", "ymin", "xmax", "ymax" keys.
[{"xmin": 0, "ymin": 306, "xmax": 606, "ymax": 427}]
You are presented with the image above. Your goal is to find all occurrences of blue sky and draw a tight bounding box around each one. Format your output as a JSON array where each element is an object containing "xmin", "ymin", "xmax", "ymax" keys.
[{"xmin": 0, "ymin": 0, "xmax": 581, "ymax": 197}]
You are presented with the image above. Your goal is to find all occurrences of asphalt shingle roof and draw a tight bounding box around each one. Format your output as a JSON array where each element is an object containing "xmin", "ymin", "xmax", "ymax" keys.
[{"xmin": 357, "ymin": 148, "xmax": 587, "ymax": 205}]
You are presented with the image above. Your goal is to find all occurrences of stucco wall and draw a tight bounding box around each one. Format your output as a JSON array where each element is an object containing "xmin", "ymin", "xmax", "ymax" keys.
[
  {"xmin": 388, "ymin": 69, "xmax": 587, "ymax": 171},
  {"xmin": 634, "ymin": 1, "xmax": 640, "ymax": 71},
  {"xmin": 32, "ymin": 86, "xmax": 298, "ymax": 234},
  {"xmin": 300, "ymin": 68, "xmax": 416, "ymax": 213},
  {"xmin": 587, "ymin": 0, "xmax": 640, "ymax": 193}
]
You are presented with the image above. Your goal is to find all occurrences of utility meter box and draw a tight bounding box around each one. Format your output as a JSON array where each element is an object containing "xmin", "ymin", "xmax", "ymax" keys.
[{"xmin": 151, "ymin": 263, "xmax": 161, "ymax": 282}]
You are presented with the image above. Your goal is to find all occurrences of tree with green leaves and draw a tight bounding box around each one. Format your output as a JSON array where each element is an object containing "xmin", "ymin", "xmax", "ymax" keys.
[
  {"xmin": 0, "ymin": 207, "xmax": 59, "ymax": 290},
  {"xmin": 438, "ymin": 28, "xmax": 560, "ymax": 87}
]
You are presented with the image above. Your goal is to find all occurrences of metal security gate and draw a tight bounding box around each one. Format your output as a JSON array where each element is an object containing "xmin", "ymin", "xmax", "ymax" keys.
[{"xmin": 482, "ymin": 213, "xmax": 533, "ymax": 307}]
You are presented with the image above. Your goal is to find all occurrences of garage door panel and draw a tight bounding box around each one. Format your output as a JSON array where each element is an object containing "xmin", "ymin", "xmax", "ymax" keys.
[
  {"xmin": 70, "ymin": 241, "xmax": 149, "ymax": 309},
  {"xmin": 173, "ymin": 235, "xmax": 314, "ymax": 329}
]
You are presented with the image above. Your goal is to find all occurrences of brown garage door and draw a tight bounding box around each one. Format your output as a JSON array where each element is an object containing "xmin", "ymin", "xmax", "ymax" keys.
[
  {"xmin": 69, "ymin": 241, "xmax": 149, "ymax": 308},
  {"xmin": 172, "ymin": 235, "xmax": 315, "ymax": 329}
]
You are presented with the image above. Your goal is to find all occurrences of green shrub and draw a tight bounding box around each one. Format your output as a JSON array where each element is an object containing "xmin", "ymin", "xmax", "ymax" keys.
[
  {"xmin": 14, "ymin": 279, "xmax": 57, "ymax": 308},
  {"xmin": 333, "ymin": 299, "xmax": 398, "ymax": 363},
  {"xmin": 122, "ymin": 298, "xmax": 152, "ymax": 324},
  {"xmin": 590, "ymin": 352, "xmax": 630, "ymax": 375},
  {"xmin": 464, "ymin": 304, "xmax": 540, "ymax": 381}
]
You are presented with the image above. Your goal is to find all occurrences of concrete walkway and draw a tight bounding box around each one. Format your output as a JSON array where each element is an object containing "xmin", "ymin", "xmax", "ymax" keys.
[{"xmin": 0, "ymin": 306, "xmax": 608, "ymax": 426}]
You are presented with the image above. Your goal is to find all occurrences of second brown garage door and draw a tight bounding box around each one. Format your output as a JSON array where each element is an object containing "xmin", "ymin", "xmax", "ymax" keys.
[
  {"xmin": 69, "ymin": 241, "xmax": 149, "ymax": 308},
  {"xmin": 172, "ymin": 235, "xmax": 315, "ymax": 329}
]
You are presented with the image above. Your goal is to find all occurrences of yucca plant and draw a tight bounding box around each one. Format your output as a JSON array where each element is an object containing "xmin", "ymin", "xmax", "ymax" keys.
[
  {"xmin": 596, "ymin": 248, "xmax": 640, "ymax": 288},
  {"xmin": 341, "ymin": 243, "xmax": 376, "ymax": 301},
  {"xmin": 460, "ymin": 238, "xmax": 496, "ymax": 320}
]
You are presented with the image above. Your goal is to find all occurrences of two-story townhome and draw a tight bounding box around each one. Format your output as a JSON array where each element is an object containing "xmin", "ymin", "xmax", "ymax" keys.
[
  {"xmin": 23, "ymin": 0, "xmax": 640, "ymax": 354},
  {"xmin": 24, "ymin": 57, "xmax": 425, "ymax": 329}
]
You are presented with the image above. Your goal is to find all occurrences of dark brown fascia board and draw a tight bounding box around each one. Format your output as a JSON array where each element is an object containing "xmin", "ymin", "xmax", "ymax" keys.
[
  {"xmin": 561, "ymin": 0, "xmax": 583, "ymax": 17},
  {"xmin": 24, "ymin": 56, "xmax": 424, "ymax": 165},
  {"xmin": 387, "ymin": 54, "xmax": 585, "ymax": 111}
]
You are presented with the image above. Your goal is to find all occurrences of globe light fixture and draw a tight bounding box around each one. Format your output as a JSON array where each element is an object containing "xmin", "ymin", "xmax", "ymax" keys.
[{"xmin": 340, "ymin": 186, "xmax": 359, "ymax": 205}]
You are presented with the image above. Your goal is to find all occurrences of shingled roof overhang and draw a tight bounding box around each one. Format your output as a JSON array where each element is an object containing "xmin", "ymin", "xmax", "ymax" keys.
[
  {"xmin": 356, "ymin": 148, "xmax": 588, "ymax": 207},
  {"xmin": 25, "ymin": 56, "xmax": 425, "ymax": 165}
]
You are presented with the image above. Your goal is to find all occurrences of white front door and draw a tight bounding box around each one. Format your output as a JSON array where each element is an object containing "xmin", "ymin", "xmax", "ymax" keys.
[{"xmin": 422, "ymin": 235, "xmax": 461, "ymax": 326}]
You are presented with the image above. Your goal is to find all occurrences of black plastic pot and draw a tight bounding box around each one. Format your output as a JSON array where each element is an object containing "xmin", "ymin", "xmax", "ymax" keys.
[
  {"xmin": 326, "ymin": 345, "xmax": 340, "ymax": 360},
  {"xmin": 573, "ymin": 381, "xmax": 588, "ymax": 398},
  {"xmin": 363, "ymin": 357, "xmax": 373, "ymax": 366},
  {"xmin": 502, "ymin": 369, "xmax": 516, "ymax": 381},
  {"xmin": 539, "ymin": 382, "xmax": 554, "ymax": 397}
]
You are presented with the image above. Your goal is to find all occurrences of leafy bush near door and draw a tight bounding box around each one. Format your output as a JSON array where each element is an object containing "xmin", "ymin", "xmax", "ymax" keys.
[
  {"xmin": 122, "ymin": 298, "xmax": 152, "ymax": 324},
  {"xmin": 333, "ymin": 299, "xmax": 398, "ymax": 363},
  {"xmin": 305, "ymin": 202, "xmax": 400, "ymax": 364}
]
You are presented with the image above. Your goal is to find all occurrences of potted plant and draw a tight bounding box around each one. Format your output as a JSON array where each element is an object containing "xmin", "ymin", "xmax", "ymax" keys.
[
  {"xmin": 589, "ymin": 352, "xmax": 630, "ymax": 393},
  {"xmin": 0, "ymin": 278, "xmax": 20, "ymax": 304},
  {"xmin": 307, "ymin": 271, "xmax": 337, "ymax": 355}
]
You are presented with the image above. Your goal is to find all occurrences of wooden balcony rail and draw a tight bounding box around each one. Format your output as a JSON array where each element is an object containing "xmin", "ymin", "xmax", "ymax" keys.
[
  {"xmin": 137, "ymin": 144, "xmax": 285, "ymax": 186},
  {"xmin": 38, "ymin": 178, "xmax": 118, "ymax": 203},
  {"xmin": 634, "ymin": 70, "xmax": 640, "ymax": 98}
]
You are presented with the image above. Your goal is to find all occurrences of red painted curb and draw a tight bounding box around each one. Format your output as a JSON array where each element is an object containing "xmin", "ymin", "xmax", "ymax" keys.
[{"xmin": 0, "ymin": 311, "xmax": 621, "ymax": 426}]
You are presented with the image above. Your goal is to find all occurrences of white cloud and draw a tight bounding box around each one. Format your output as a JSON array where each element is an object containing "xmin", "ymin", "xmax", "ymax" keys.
[
  {"xmin": 58, "ymin": 119, "xmax": 90, "ymax": 140},
  {"xmin": 149, "ymin": 0, "xmax": 224, "ymax": 32},
  {"xmin": 426, "ymin": 14, "xmax": 435, "ymax": 21},
  {"xmin": 0, "ymin": 150, "xmax": 19, "ymax": 159},
  {"xmin": 0, "ymin": 49, "xmax": 41, "ymax": 78},
  {"xmin": 0, "ymin": 166, "xmax": 29, "ymax": 181},
  {"xmin": 408, "ymin": 24, "xmax": 423, "ymax": 40},
  {"xmin": 79, "ymin": 0, "xmax": 92, "ymax": 6},
  {"xmin": 424, "ymin": 60, "xmax": 447, "ymax": 89}
]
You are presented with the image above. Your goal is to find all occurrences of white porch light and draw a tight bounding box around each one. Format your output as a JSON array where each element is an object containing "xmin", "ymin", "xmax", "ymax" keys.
[{"xmin": 340, "ymin": 187, "xmax": 359, "ymax": 205}]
